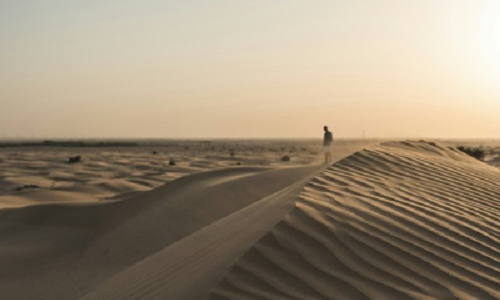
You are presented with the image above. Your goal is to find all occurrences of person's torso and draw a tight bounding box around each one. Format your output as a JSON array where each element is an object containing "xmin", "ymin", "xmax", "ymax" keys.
[{"xmin": 324, "ymin": 131, "xmax": 333, "ymax": 145}]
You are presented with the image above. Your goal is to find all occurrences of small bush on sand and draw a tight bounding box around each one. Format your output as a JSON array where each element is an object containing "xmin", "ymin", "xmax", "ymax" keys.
[
  {"xmin": 15, "ymin": 185, "xmax": 40, "ymax": 191},
  {"xmin": 68, "ymin": 156, "xmax": 81, "ymax": 163},
  {"xmin": 169, "ymin": 158, "xmax": 176, "ymax": 166},
  {"xmin": 281, "ymin": 155, "xmax": 291, "ymax": 162},
  {"xmin": 457, "ymin": 146, "xmax": 485, "ymax": 161}
]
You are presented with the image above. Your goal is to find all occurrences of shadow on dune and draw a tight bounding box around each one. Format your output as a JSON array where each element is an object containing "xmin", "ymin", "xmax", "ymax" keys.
[{"xmin": 0, "ymin": 165, "xmax": 322, "ymax": 300}]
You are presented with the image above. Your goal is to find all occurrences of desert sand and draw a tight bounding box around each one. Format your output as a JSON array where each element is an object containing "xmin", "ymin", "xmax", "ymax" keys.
[
  {"xmin": 0, "ymin": 140, "xmax": 357, "ymax": 208},
  {"xmin": 0, "ymin": 140, "xmax": 499, "ymax": 300}
]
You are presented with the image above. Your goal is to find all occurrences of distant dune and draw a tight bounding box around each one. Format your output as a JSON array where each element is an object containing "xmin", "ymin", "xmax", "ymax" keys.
[{"xmin": 1, "ymin": 140, "xmax": 499, "ymax": 300}]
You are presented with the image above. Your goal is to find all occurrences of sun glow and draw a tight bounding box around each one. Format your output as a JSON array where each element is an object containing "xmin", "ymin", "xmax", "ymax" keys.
[
  {"xmin": 445, "ymin": 0, "xmax": 500, "ymax": 96},
  {"xmin": 456, "ymin": 0, "xmax": 500, "ymax": 85},
  {"xmin": 476, "ymin": 2, "xmax": 500, "ymax": 78}
]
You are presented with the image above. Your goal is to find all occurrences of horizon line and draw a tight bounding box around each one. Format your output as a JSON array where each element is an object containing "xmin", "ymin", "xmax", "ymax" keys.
[{"xmin": 0, "ymin": 137, "xmax": 499, "ymax": 141}]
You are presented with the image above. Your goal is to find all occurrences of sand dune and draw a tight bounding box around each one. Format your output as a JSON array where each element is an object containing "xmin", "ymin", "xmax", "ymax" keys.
[
  {"xmin": 76, "ymin": 166, "xmax": 319, "ymax": 300},
  {"xmin": 0, "ymin": 166, "xmax": 322, "ymax": 300},
  {"xmin": 1, "ymin": 140, "xmax": 499, "ymax": 300},
  {"xmin": 208, "ymin": 141, "xmax": 500, "ymax": 300}
]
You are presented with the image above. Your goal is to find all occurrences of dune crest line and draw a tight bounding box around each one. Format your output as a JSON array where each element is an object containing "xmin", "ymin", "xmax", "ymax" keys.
[{"xmin": 209, "ymin": 141, "xmax": 500, "ymax": 300}]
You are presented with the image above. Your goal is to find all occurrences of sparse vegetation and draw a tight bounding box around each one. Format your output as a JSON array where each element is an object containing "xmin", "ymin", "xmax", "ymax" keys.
[
  {"xmin": 15, "ymin": 185, "xmax": 40, "ymax": 192},
  {"xmin": 68, "ymin": 156, "xmax": 81, "ymax": 163},
  {"xmin": 169, "ymin": 158, "xmax": 176, "ymax": 166},
  {"xmin": 281, "ymin": 155, "xmax": 291, "ymax": 162},
  {"xmin": 457, "ymin": 146, "xmax": 485, "ymax": 161}
]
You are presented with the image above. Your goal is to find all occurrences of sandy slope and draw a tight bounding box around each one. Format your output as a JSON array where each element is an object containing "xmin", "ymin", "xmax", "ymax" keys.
[
  {"xmin": 208, "ymin": 141, "xmax": 500, "ymax": 300},
  {"xmin": 0, "ymin": 166, "xmax": 321, "ymax": 300},
  {"xmin": 76, "ymin": 166, "xmax": 317, "ymax": 300},
  {"xmin": 2, "ymin": 140, "xmax": 500, "ymax": 300},
  {"xmin": 0, "ymin": 140, "xmax": 372, "ymax": 300}
]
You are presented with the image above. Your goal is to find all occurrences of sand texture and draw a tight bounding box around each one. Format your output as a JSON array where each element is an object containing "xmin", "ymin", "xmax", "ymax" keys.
[
  {"xmin": 1, "ymin": 140, "xmax": 499, "ymax": 300},
  {"xmin": 0, "ymin": 140, "xmax": 362, "ymax": 208},
  {"xmin": 208, "ymin": 141, "xmax": 500, "ymax": 300},
  {"xmin": 0, "ymin": 140, "xmax": 374, "ymax": 300}
]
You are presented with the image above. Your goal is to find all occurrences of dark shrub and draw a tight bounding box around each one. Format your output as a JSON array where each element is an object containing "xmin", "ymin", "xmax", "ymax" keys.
[
  {"xmin": 15, "ymin": 185, "xmax": 39, "ymax": 191},
  {"xmin": 281, "ymin": 155, "xmax": 291, "ymax": 162},
  {"xmin": 457, "ymin": 146, "xmax": 485, "ymax": 161},
  {"xmin": 169, "ymin": 158, "xmax": 176, "ymax": 166},
  {"xmin": 68, "ymin": 156, "xmax": 81, "ymax": 163}
]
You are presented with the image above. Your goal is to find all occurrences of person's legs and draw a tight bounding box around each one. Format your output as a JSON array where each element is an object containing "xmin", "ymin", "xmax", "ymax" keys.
[{"xmin": 323, "ymin": 145, "xmax": 331, "ymax": 163}]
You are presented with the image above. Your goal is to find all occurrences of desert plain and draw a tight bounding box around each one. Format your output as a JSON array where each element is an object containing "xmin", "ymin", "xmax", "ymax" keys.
[{"xmin": 0, "ymin": 139, "xmax": 499, "ymax": 300}]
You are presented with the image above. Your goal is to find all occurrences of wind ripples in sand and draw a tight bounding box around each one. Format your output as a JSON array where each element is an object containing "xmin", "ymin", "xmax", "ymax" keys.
[{"xmin": 209, "ymin": 141, "xmax": 500, "ymax": 300}]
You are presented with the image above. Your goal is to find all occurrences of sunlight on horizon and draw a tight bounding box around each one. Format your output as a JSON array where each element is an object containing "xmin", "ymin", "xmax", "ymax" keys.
[{"xmin": 1, "ymin": 0, "xmax": 499, "ymax": 139}]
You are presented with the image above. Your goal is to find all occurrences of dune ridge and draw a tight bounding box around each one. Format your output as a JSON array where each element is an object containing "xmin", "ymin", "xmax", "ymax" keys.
[
  {"xmin": 0, "ymin": 166, "xmax": 323, "ymax": 300},
  {"xmin": 208, "ymin": 141, "xmax": 500, "ymax": 300},
  {"xmin": 76, "ymin": 166, "xmax": 318, "ymax": 300},
  {"xmin": 1, "ymin": 141, "xmax": 378, "ymax": 300}
]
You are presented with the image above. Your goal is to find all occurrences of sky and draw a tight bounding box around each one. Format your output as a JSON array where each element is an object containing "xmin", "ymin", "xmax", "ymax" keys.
[{"xmin": 1, "ymin": 0, "xmax": 499, "ymax": 139}]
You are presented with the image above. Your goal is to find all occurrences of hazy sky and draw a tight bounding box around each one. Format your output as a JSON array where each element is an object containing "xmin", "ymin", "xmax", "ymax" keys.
[{"xmin": 1, "ymin": 0, "xmax": 499, "ymax": 139}]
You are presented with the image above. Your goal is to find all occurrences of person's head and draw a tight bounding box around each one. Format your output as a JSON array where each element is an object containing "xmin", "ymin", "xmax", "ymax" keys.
[{"xmin": 324, "ymin": 126, "xmax": 328, "ymax": 132}]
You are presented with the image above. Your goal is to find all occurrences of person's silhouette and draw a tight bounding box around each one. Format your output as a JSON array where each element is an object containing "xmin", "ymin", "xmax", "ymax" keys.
[{"xmin": 323, "ymin": 126, "xmax": 333, "ymax": 163}]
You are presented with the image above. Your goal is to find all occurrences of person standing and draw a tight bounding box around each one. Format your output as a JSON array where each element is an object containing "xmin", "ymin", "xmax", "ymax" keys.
[{"xmin": 323, "ymin": 126, "xmax": 333, "ymax": 164}]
